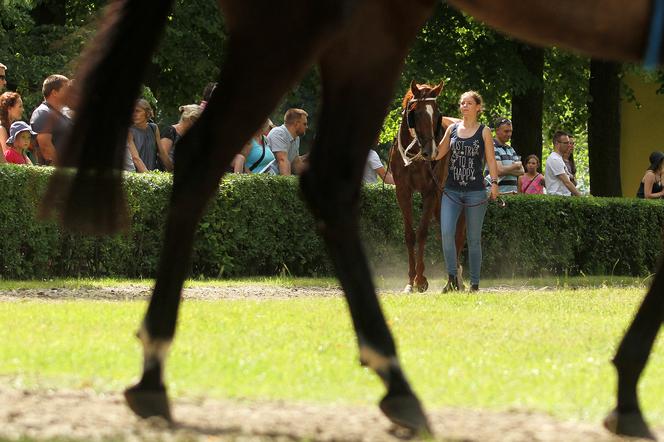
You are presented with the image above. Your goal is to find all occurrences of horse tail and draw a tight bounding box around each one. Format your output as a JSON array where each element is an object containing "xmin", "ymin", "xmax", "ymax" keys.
[{"xmin": 39, "ymin": 0, "xmax": 175, "ymax": 235}]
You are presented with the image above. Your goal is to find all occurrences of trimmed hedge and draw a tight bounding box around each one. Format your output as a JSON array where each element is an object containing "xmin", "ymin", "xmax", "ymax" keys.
[{"xmin": 0, "ymin": 165, "xmax": 662, "ymax": 279}]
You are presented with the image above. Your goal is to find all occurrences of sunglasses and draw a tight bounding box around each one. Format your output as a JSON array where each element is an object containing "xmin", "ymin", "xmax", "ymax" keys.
[
  {"xmin": 0, "ymin": 75, "xmax": 6, "ymax": 80},
  {"xmin": 495, "ymin": 118, "xmax": 512, "ymax": 128}
]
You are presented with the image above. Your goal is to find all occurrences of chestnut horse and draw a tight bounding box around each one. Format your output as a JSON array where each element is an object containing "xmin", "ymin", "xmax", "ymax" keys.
[
  {"xmin": 390, "ymin": 81, "xmax": 466, "ymax": 293},
  {"xmin": 40, "ymin": 0, "xmax": 663, "ymax": 438}
]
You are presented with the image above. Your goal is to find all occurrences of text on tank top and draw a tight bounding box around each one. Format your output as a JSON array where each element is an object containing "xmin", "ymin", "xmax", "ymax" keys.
[{"xmin": 446, "ymin": 123, "xmax": 486, "ymax": 191}]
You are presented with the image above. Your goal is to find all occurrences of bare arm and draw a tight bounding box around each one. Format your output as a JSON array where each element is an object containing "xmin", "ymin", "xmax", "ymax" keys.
[
  {"xmin": 517, "ymin": 175, "xmax": 524, "ymax": 193},
  {"xmin": 557, "ymin": 172, "xmax": 581, "ymax": 196},
  {"xmin": 232, "ymin": 154, "xmax": 245, "ymax": 173},
  {"xmin": 36, "ymin": 133, "xmax": 57, "ymax": 164},
  {"xmin": 375, "ymin": 166, "xmax": 395, "ymax": 184},
  {"xmin": 155, "ymin": 127, "xmax": 173, "ymax": 172},
  {"xmin": 434, "ymin": 124, "xmax": 454, "ymax": 161},
  {"xmin": 442, "ymin": 116, "xmax": 462, "ymax": 127},
  {"xmin": 127, "ymin": 133, "xmax": 147, "ymax": 173},
  {"xmin": 483, "ymin": 127, "xmax": 499, "ymax": 200},
  {"xmin": 496, "ymin": 160, "xmax": 524, "ymax": 177},
  {"xmin": 274, "ymin": 151, "xmax": 291, "ymax": 175},
  {"xmin": 292, "ymin": 153, "xmax": 309, "ymax": 175},
  {"xmin": 446, "ymin": 0, "xmax": 649, "ymax": 62},
  {"xmin": 159, "ymin": 135, "xmax": 174, "ymax": 170}
]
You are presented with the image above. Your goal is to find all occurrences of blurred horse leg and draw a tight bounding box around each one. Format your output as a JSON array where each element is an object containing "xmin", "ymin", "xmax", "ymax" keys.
[
  {"xmin": 124, "ymin": 0, "xmax": 354, "ymax": 420},
  {"xmin": 604, "ymin": 263, "xmax": 664, "ymax": 440},
  {"xmin": 300, "ymin": 0, "xmax": 436, "ymax": 431}
]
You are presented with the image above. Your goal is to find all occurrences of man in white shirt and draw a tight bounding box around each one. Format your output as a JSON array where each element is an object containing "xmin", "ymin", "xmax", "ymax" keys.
[
  {"xmin": 363, "ymin": 149, "xmax": 394, "ymax": 184},
  {"xmin": 545, "ymin": 130, "xmax": 581, "ymax": 196}
]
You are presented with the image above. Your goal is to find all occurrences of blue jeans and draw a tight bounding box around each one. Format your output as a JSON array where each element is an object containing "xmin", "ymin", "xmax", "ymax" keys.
[{"xmin": 441, "ymin": 188, "xmax": 488, "ymax": 285}]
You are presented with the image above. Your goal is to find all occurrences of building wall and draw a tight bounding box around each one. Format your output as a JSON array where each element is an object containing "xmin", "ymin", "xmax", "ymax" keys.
[{"xmin": 620, "ymin": 73, "xmax": 664, "ymax": 197}]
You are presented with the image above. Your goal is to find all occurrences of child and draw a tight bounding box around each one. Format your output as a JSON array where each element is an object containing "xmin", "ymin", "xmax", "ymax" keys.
[
  {"xmin": 4, "ymin": 121, "xmax": 35, "ymax": 165},
  {"xmin": 518, "ymin": 154, "xmax": 544, "ymax": 194}
]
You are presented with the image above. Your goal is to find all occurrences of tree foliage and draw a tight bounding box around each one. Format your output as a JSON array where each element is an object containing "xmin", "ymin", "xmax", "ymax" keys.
[{"xmin": 0, "ymin": 0, "xmax": 648, "ymax": 188}]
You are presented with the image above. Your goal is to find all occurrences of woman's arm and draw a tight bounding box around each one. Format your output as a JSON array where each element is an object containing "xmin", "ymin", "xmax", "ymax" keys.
[
  {"xmin": 517, "ymin": 175, "xmax": 524, "ymax": 193},
  {"xmin": 155, "ymin": 126, "xmax": 173, "ymax": 172},
  {"xmin": 128, "ymin": 132, "xmax": 148, "ymax": 173},
  {"xmin": 483, "ymin": 126, "xmax": 499, "ymax": 200},
  {"xmin": 434, "ymin": 124, "xmax": 454, "ymax": 161}
]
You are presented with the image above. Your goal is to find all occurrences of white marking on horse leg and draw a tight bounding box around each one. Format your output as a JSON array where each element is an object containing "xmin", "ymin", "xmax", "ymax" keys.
[
  {"xmin": 426, "ymin": 104, "xmax": 436, "ymax": 156},
  {"xmin": 137, "ymin": 323, "xmax": 172, "ymax": 372},
  {"xmin": 360, "ymin": 345, "xmax": 400, "ymax": 383},
  {"xmin": 404, "ymin": 284, "xmax": 413, "ymax": 293}
]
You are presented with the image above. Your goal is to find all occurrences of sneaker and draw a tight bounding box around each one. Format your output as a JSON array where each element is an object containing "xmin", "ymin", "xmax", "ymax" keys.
[
  {"xmin": 443, "ymin": 275, "xmax": 459, "ymax": 293},
  {"xmin": 470, "ymin": 284, "xmax": 479, "ymax": 292}
]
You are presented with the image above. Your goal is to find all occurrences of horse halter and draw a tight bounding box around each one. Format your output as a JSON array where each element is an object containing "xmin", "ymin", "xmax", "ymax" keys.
[{"xmin": 398, "ymin": 97, "xmax": 440, "ymax": 167}]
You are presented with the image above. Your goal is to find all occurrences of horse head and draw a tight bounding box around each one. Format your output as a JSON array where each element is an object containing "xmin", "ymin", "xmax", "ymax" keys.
[{"xmin": 402, "ymin": 80, "xmax": 444, "ymax": 161}]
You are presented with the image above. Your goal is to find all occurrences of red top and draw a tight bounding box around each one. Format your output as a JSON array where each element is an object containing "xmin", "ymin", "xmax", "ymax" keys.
[
  {"xmin": 4, "ymin": 149, "xmax": 28, "ymax": 164},
  {"xmin": 521, "ymin": 173, "xmax": 544, "ymax": 194}
]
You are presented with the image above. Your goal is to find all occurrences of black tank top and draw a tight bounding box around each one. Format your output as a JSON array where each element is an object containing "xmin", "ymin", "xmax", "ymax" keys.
[
  {"xmin": 445, "ymin": 123, "xmax": 486, "ymax": 191},
  {"xmin": 636, "ymin": 176, "xmax": 664, "ymax": 198}
]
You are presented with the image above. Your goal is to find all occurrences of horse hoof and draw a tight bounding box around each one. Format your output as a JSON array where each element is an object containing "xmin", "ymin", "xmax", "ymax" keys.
[
  {"xmin": 124, "ymin": 385, "xmax": 173, "ymax": 422},
  {"xmin": 603, "ymin": 408, "xmax": 656, "ymax": 440},
  {"xmin": 379, "ymin": 393, "xmax": 432, "ymax": 436},
  {"xmin": 416, "ymin": 280, "xmax": 428, "ymax": 293},
  {"xmin": 403, "ymin": 284, "xmax": 413, "ymax": 293}
]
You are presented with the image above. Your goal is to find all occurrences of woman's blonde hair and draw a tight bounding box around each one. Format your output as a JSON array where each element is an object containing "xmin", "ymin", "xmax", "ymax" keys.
[
  {"xmin": 134, "ymin": 98, "xmax": 154, "ymax": 120},
  {"xmin": 178, "ymin": 104, "xmax": 202, "ymax": 123}
]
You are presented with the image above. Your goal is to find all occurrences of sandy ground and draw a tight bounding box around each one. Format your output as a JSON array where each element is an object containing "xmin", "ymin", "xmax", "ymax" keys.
[
  {"xmin": 2, "ymin": 385, "xmax": 662, "ymax": 442},
  {"xmin": 1, "ymin": 285, "xmax": 661, "ymax": 441}
]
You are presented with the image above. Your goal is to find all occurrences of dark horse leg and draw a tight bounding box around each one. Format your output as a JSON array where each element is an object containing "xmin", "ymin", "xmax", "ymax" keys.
[
  {"xmin": 395, "ymin": 184, "xmax": 418, "ymax": 292},
  {"xmin": 413, "ymin": 192, "xmax": 437, "ymax": 293},
  {"xmin": 124, "ymin": 0, "xmax": 356, "ymax": 420},
  {"xmin": 603, "ymin": 262, "xmax": 664, "ymax": 440},
  {"xmin": 300, "ymin": 0, "xmax": 436, "ymax": 431}
]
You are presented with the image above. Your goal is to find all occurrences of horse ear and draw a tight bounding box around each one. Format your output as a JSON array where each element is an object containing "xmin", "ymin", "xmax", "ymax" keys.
[
  {"xmin": 431, "ymin": 81, "xmax": 444, "ymax": 97},
  {"xmin": 410, "ymin": 80, "xmax": 419, "ymax": 98}
]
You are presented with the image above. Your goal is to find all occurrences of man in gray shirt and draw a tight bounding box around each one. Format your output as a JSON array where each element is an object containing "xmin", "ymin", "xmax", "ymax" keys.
[
  {"xmin": 30, "ymin": 74, "xmax": 72, "ymax": 165},
  {"xmin": 267, "ymin": 108, "xmax": 308, "ymax": 175}
]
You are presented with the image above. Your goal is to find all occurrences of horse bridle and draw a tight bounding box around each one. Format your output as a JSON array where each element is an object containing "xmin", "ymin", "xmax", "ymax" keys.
[{"xmin": 397, "ymin": 97, "xmax": 440, "ymax": 167}]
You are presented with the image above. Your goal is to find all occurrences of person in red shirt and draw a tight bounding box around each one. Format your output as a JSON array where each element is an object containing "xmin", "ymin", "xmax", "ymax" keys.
[{"xmin": 4, "ymin": 121, "xmax": 35, "ymax": 165}]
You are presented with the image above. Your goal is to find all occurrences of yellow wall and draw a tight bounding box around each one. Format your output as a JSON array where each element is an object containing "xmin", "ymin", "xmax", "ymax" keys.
[{"xmin": 620, "ymin": 74, "xmax": 664, "ymax": 197}]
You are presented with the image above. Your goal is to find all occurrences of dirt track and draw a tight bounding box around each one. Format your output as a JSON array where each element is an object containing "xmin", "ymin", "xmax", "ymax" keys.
[
  {"xmin": 0, "ymin": 284, "xmax": 661, "ymax": 441},
  {"xmin": 2, "ymin": 385, "xmax": 661, "ymax": 442}
]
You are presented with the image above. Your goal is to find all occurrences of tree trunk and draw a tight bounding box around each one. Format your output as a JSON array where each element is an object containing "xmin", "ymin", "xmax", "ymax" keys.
[
  {"xmin": 511, "ymin": 44, "xmax": 544, "ymax": 162},
  {"xmin": 588, "ymin": 60, "xmax": 622, "ymax": 196}
]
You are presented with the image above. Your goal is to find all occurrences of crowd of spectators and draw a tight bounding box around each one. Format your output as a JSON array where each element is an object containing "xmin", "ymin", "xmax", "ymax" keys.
[{"xmin": 0, "ymin": 64, "xmax": 662, "ymax": 199}]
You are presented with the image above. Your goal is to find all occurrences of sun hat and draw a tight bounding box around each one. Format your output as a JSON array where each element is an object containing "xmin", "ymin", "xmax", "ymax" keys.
[
  {"xmin": 648, "ymin": 151, "xmax": 664, "ymax": 171},
  {"xmin": 6, "ymin": 120, "xmax": 36, "ymax": 145}
]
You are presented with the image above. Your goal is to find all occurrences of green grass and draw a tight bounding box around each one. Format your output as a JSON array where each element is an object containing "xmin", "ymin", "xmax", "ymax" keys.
[
  {"xmin": 0, "ymin": 274, "xmax": 650, "ymax": 292},
  {"xmin": 1, "ymin": 287, "xmax": 663, "ymax": 426}
]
